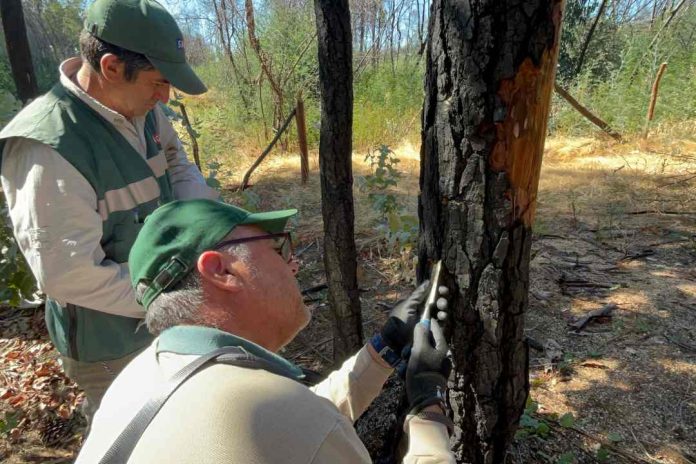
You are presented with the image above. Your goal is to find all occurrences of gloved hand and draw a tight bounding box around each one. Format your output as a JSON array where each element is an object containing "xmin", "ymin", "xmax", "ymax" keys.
[
  {"xmin": 406, "ymin": 319, "xmax": 451, "ymax": 414},
  {"xmin": 381, "ymin": 281, "xmax": 449, "ymax": 356}
]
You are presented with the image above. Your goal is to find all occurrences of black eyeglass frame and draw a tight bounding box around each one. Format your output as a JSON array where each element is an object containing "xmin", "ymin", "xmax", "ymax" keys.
[{"xmin": 213, "ymin": 232, "xmax": 294, "ymax": 262}]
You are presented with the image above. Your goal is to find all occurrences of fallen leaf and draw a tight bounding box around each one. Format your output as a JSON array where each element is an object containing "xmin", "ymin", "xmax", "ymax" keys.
[
  {"xmin": 8, "ymin": 394, "xmax": 27, "ymax": 406},
  {"xmin": 57, "ymin": 404, "xmax": 71, "ymax": 419}
]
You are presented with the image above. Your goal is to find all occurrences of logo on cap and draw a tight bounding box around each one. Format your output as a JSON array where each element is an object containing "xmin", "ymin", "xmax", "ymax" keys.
[{"xmin": 176, "ymin": 39, "xmax": 185, "ymax": 50}]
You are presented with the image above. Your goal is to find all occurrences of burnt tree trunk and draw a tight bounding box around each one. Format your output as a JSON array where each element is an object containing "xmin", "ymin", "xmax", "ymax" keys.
[
  {"xmin": 1, "ymin": 0, "xmax": 39, "ymax": 103},
  {"xmin": 313, "ymin": 0, "xmax": 363, "ymax": 362},
  {"xmin": 418, "ymin": 1, "xmax": 565, "ymax": 463}
]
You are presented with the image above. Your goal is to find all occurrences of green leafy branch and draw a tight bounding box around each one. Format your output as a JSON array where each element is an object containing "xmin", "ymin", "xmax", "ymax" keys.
[
  {"xmin": 358, "ymin": 145, "xmax": 418, "ymax": 250},
  {"xmin": 0, "ymin": 91, "xmax": 38, "ymax": 307}
]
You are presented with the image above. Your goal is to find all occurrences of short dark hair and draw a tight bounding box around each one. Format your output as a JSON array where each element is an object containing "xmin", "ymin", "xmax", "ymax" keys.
[{"xmin": 79, "ymin": 30, "xmax": 155, "ymax": 81}]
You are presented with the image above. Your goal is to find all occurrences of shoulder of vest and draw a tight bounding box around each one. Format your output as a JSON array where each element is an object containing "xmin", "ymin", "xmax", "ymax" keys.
[{"xmin": 0, "ymin": 84, "xmax": 66, "ymax": 145}]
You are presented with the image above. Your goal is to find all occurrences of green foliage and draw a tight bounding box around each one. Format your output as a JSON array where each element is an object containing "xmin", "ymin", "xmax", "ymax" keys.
[
  {"xmin": 0, "ymin": 214, "xmax": 38, "ymax": 307},
  {"xmin": 0, "ymin": 0, "xmax": 82, "ymax": 96},
  {"xmin": 0, "ymin": 91, "xmax": 21, "ymax": 127},
  {"xmin": 553, "ymin": 6, "xmax": 696, "ymax": 136},
  {"xmin": 353, "ymin": 58, "xmax": 424, "ymax": 148},
  {"xmin": 596, "ymin": 445, "xmax": 611, "ymax": 462},
  {"xmin": 517, "ymin": 400, "xmax": 553, "ymax": 438},
  {"xmin": 363, "ymin": 145, "xmax": 401, "ymax": 215},
  {"xmin": 205, "ymin": 160, "xmax": 224, "ymax": 191},
  {"xmin": 557, "ymin": 452, "xmax": 576, "ymax": 464},
  {"xmin": 358, "ymin": 145, "xmax": 418, "ymax": 249},
  {"xmin": 237, "ymin": 190, "xmax": 262, "ymax": 212},
  {"xmin": 559, "ymin": 412, "xmax": 575, "ymax": 428},
  {"xmin": 0, "ymin": 91, "xmax": 38, "ymax": 307},
  {"xmin": 0, "ymin": 412, "xmax": 19, "ymax": 436}
]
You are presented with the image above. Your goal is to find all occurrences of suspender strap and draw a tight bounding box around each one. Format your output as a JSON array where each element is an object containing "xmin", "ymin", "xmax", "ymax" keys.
[{"xmin": 98, "ymin": 346, "xmax": 291, "ymax": 464}]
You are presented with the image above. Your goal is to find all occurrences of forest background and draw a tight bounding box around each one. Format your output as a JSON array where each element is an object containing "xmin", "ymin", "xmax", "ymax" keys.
[{"xmin": 1, "ymin": 0, "xmax": 695, "ymax": 156}]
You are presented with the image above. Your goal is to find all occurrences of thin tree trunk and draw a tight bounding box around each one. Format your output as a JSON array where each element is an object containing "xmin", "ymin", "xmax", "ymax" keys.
[
  {"xmin": 179, "ymin": 103, "xmax": 201, "ymax": 171},
  {"xmin": 296, "ymin": 93, "xmax": 309, "ymax": 184},
  {"xmin": 212, "ymin": 0, "xmax": 251, "ymax": 109},
  {"xmin": 575, "ymin": 0, "xmax": 608, "ymax": 76},
  {"xmin": 418, "ymin": 1, "xmax": 565, "ymax": 463},
  {"xmin": 245, "ymin": 0, "xmax": 285, "ymax": 136},
  {"xmin": 359, "ymin": 6, "xmax": 366, "ymax": 54},
  {"xmin": 1, "ymin": 0, "xmax": 39, "ymax": 103},
  {"xmin": 313, "ymin": 0, "xmax": 363, "ymax": 362}
]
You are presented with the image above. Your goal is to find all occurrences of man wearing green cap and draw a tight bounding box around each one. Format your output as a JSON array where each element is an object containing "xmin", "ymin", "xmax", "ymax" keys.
[
  {"xmin": 0, "ymin": 0, "xmax": 217, "ymax": 422},
  {"xmin": 76, "ymin": 199, "xmax": 455, "ymax": 463}
]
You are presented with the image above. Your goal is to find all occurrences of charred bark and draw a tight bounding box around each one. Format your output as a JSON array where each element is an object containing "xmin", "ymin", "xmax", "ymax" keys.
[
  {"xmin": 313, "ymin": 0, "xmax": 363, "ymax": 362},
  {"xmin": 417, "ymin": 1, "xmax": 564, "ymax": 463}
]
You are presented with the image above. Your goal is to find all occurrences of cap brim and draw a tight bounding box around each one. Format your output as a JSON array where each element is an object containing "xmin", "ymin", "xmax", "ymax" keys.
[
  {"xmin": 148, "ymin": 56, "xmax": 207, "ymax": 95},
  {"xmin": 242, "ymin": 209, "xmax": 298, "ymax": 234}
]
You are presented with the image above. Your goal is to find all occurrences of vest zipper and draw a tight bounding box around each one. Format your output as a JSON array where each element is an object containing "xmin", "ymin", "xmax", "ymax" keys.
[{"xmin": 66, "ymin": 304, "xmax": 79, "ymax": 361}]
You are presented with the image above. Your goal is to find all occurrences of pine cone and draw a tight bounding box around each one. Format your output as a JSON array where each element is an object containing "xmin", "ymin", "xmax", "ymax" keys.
[{"xmin": 39, "ymin": 415, "xmax": 74, "ymax": 447}]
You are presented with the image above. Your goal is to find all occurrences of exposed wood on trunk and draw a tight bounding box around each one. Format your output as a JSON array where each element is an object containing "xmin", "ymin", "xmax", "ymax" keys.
[
  {"xmin": 554, "ymin": 83, "xmax": 623, "ymax": 141},
  {"xmin": 416, "ymin": 1, "xmax": 565, "ymax": 462},
  {"xmin": 179, "ymin": 103, "xmax": 201, "ymax": 172},
  {"xmin": 575, "ymin": 0, "xmax": 609, "ymax": 76},
  {"xmin": 0, "ymin": 0, "xmax": 39, "ymax": 103},
  {"xmin": 239, "ymin": 107, "xmax": 297, "ymax": 191},
  {"xmin": 295, "ymin": 94, "xmax": 309, "ymax": 184},
  {"xmin": 643, "ymin": 62, "xmax": 668, "ymax": 138},
  {"xmin": 313, "ymin": 0, "xmax": 364, "ymax": 362}
]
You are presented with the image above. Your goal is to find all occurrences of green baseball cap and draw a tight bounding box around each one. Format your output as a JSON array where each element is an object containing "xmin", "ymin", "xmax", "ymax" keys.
[
  {"xmin": 129, "ymin": 199, "xmax": 297, "ymax": 310},
  {"xmin": 84, "ymin": 0, "xmax": 207, "ymax": 95}
]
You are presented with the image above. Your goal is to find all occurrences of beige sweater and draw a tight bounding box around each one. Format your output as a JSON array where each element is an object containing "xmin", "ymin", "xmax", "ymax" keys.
[{"xmin": 76, "ymin": 339, "xmax": 455, "ymax": 463}]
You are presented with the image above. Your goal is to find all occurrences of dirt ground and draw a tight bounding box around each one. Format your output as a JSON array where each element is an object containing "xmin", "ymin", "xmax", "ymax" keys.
[{"xmin": 0, "ymin": 133, "xmax": 694, "ymax": 463}]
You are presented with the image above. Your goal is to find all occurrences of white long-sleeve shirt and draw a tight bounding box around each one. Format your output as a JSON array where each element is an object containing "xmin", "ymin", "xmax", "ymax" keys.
[{"xmin": 0, "ymin": 57, "xmax": 219, "ymax": 319}]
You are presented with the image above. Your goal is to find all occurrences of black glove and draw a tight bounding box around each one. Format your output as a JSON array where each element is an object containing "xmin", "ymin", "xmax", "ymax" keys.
[
  {"xmin": 406, "ymin": 319, "xmax": 451, "ymax": 414},
  {"xmin": 381, "ymin": 281, "xmax": 449, "ymax": 356},
  {"xmin": 380, "ymin": 281, "xmax": 429, "ymax": 355}
]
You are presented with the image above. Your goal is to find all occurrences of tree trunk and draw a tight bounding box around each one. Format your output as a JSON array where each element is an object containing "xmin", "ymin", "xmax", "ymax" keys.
[
  {"xmin": 313, "ymin": 0, "xmax": 363, "ymax": 362},
  {"xmin": 574, "ymin": 0, "xmax": 608, "ymax": 76},
  {"xmin": 418, "ymin": 1, "xmax": 565, "ymax": 463},
  {"xmin": 1, "ymin": 0, "xmax": 39, "ymax": 103}
]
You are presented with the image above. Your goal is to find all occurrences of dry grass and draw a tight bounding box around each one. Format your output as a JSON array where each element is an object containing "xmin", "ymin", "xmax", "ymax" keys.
[{"xmin": 235, "ymin": 133, "xmax": 696, "ymax": 464}]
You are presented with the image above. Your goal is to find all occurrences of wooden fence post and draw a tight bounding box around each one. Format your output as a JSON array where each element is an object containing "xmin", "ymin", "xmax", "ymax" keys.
[
  {"xmin": 296, "ymin": 93, "xmax": 309, "ymax": 184},
  {"xmin": 644, "ymin": 62, "xmax": 668, "ymax": 139}
]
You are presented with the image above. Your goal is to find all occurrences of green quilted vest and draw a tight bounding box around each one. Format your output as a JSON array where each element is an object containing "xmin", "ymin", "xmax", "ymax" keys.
[{"xmin": 0, "ymin": 82, "xmax": 174, "ymax": 362}]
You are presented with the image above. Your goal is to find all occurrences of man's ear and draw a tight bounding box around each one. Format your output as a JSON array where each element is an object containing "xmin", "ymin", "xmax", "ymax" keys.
[
  {"xmin": 99, "ymin": 54, "xmax": 125, "ymax": 83},
  {"xmin": 197, "ymin": 251, "xmax": 243, "ymax": 293}
]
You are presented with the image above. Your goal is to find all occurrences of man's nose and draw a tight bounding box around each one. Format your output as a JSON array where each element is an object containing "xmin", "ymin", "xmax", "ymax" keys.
[{"xmin": 288, "ymin": 256, "xmax": 299, "ymax": 275}]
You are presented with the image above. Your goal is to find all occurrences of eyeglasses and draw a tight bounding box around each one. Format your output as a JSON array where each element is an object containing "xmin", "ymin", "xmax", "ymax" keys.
[{"xmin": 214, "ymin": 232, "xmax": 294, "ymax": 262}]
